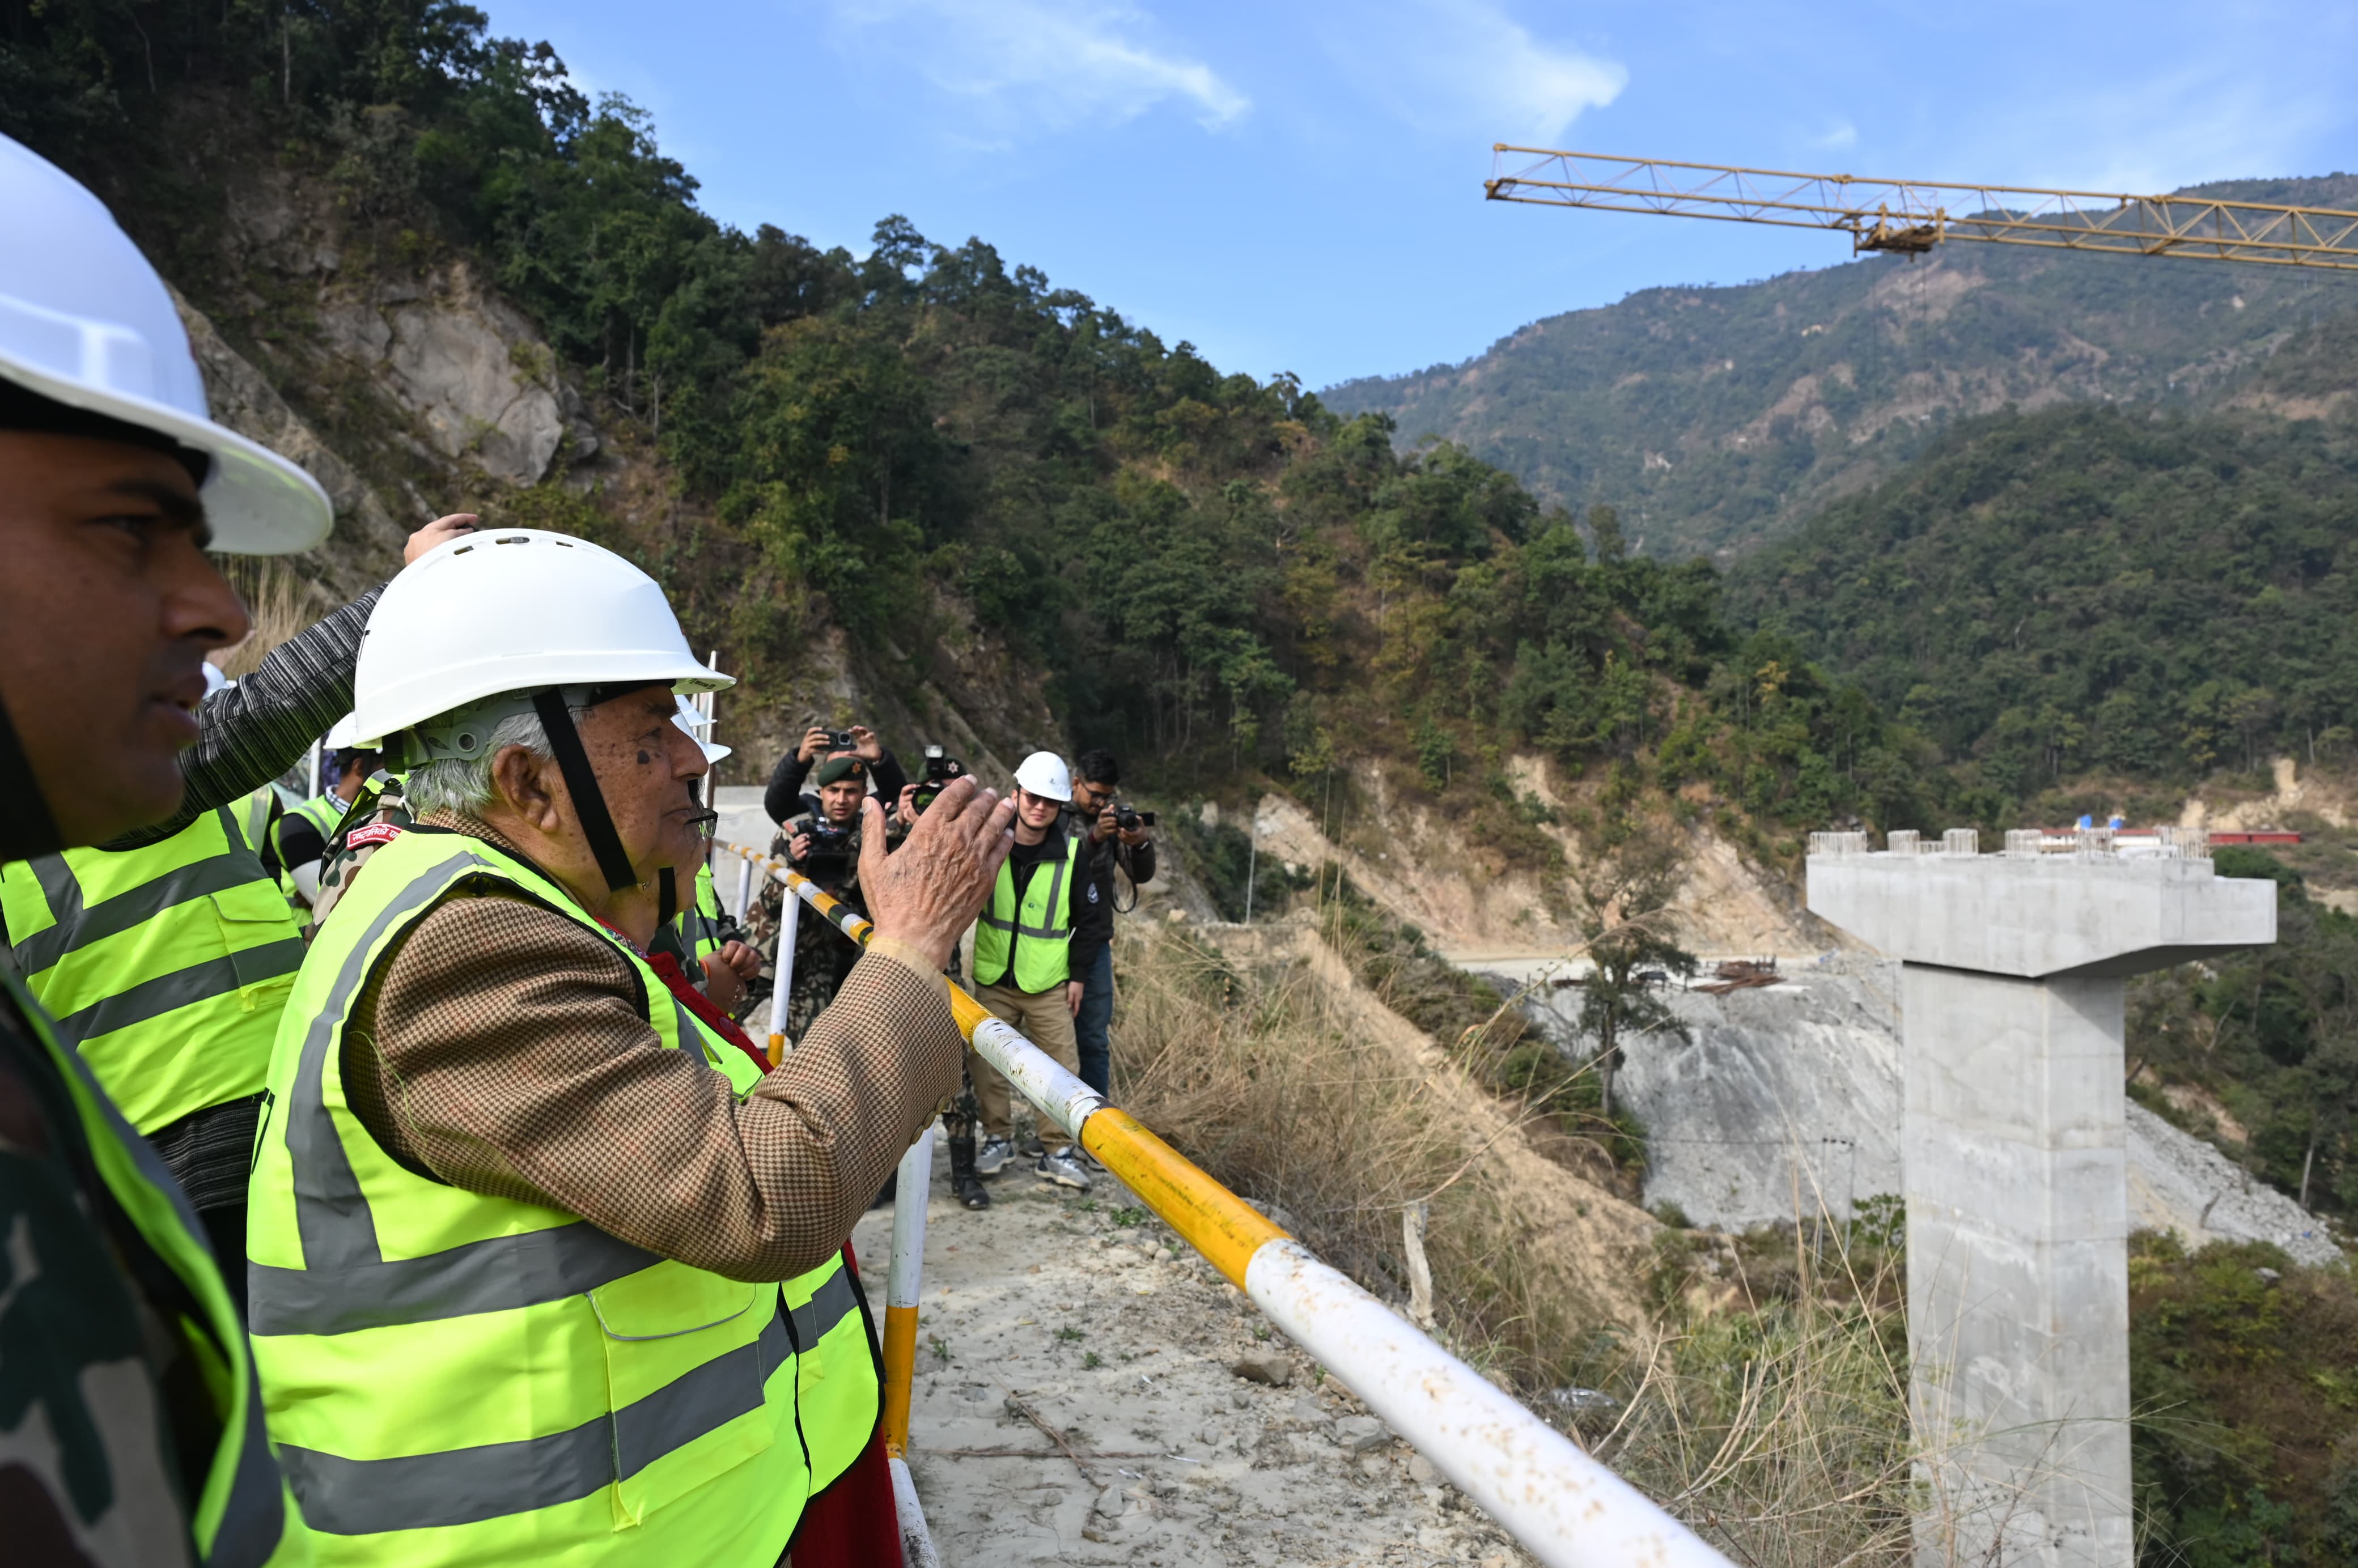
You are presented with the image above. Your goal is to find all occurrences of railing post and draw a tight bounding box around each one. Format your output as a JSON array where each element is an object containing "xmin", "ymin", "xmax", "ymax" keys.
[
  {"xmin": 767, "ymin": 888, "xmax": 798, "ymax": 1065},
  {"xmin": 881, "ymin": 1131, "xmax": 932, "ymax": 1456}
]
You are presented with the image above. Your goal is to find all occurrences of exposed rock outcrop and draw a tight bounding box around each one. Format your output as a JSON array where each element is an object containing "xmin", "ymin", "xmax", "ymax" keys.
[{"xmin": 1504, "ymin": 957, "xmax": 2343, "ymax": 1266}]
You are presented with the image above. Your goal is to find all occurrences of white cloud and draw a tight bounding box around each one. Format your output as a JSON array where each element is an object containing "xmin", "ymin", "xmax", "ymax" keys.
[
  {"xmin": 825, "ymin": 0, "xmax": 1247, "ymax": 145},
  {"xmin": 1809, "ymin": 118, "xmax": 1859, "ymax": 153},
  {"xmin": 1324, "ymin": 0, "xmax": 1627, "ymax": 146}
]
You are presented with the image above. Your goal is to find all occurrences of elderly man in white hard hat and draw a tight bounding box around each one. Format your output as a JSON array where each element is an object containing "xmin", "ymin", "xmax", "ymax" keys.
[
  {"xmin": 965, "ymin": 750, "xmax": 1106, "ymax": 1191},
  {"xmin": 0, "ymin": 129, "xmax": 471, "ymax": 1564},
  {"xmin": 244, "ymin": 529, "xmax": 1013, "ymax": 1567}
]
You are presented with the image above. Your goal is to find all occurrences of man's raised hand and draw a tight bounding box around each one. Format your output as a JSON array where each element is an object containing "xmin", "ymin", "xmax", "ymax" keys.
[
  {"xmin": 404, "ymin": 512, "xmax": 479, "ymax": 563},
  {"xmin": 858, "ymin": 777, "xmax": 1013, "ymax": 971}
]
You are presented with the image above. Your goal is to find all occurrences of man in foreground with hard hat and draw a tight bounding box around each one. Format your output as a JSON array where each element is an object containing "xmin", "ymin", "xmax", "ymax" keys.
[
  {"xmin": 0, "ymin": 131, "xmax": 333, "ymax": 1565},
  {"xmin": 246, "ymin": 527, "xmax": 1012, "ymax": 1567},
  {"xmin": 967, "ymin": 751, "xmax": 1106, "ymax": 1191}
]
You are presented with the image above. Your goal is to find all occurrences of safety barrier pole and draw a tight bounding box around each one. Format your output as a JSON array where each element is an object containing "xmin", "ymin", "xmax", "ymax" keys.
[
  {"xmin": 766, "ymin": 886, "xmax": 799, "ymax": 1066},
  {"xmin": 716, "ymin": 843, "xmax": 940, "ymax": 1561},
  {"xmin": 733, "ymin": 855, "xmax": 753, "ymax": 924},
  {"xmin": 715, "ymin": 843, "xmax": 1734, "ymax": 1568}
]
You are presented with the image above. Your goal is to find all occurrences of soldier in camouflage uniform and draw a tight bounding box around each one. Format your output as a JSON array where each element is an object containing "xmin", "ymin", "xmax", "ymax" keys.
[
  {"xmin": 753, "ymin": 754, "xmax": 905, "ymax": 1040},
  {"xmin": 0, "ymin": 129, "xmax": 485, "ymax": 1565}
]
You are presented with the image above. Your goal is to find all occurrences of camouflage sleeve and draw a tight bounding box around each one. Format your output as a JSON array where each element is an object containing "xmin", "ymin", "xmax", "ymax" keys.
[{"xmin": 0, "ymin": 997, "xmax": 201, "ymax": 1567}]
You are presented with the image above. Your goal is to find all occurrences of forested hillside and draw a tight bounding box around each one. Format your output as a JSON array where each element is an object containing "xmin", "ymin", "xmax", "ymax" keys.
[
  {"xmin": 1723, "ymin": 402, "xmax": 2358, "ymax": 817},
  {"xmin": 2, "ymin": 0, "xmax": 1924, "ymax": 852},
  {"xmin": 8, "ymin": 0, "xmax": 2352, "ymax": 852},
  {"xmin": 1324, "ymin": 197, "xmax": 2358, "ymax": 560}
]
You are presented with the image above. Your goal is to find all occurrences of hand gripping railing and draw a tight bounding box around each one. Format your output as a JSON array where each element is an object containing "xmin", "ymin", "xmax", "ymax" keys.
[{"xmin": 715, "ymin": 841, "xmax": 1735, "ymax": 1568}]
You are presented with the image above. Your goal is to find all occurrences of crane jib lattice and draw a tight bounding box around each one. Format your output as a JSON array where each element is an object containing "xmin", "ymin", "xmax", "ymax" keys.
[{"xmin": 1485, "ymin": 147, "xmax": 2358, "ymax": 271}]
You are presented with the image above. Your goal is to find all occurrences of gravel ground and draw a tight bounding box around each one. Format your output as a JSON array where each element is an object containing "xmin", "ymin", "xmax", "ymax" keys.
[{"xmin": 850, "ymin": 1132, "xmax": 1528, "ymax": 1567}]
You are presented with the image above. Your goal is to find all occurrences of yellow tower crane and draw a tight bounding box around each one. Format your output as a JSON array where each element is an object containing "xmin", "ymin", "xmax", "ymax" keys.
[{"xmin": 1485, "ymin": 146, "xmax": 2358, "ymax": 271}]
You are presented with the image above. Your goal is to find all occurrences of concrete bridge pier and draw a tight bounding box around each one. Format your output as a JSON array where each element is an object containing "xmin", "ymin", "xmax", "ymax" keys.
[{"xmin": 1806, "ymin": 833, "xmax": 2274, "ymax": 1568}]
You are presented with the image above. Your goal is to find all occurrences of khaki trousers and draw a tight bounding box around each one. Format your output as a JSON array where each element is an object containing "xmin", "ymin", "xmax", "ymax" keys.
[{"xmin": 969, "ymin": 980, "xmax": 1080, "ymax": 1145}]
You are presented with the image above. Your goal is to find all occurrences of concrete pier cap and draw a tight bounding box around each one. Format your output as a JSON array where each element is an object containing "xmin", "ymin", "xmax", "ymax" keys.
[
  {"xmin": 1805, "ymin": 830, "xmax": 2274, "ymax": 1568},
  {"xmin": 1806, "ymin": 838, "xmax": 2276, "ymax": 979}
]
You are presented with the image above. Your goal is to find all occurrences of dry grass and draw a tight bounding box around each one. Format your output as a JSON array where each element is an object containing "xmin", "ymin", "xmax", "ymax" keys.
[
  {"xmin": 1601, "ymin": 1231, "xmax": 1918, "ymax": 1566},
  {"xmin": 209, "ymin": 556, "xmax": 336, "ymax": 678},
  {"xmin": 1109, "ymin": 918, "xmax": 1950, "ymax": 1566},
  {"xmin": 1112, "ymin": 921, "xmax": 1467, "ymax": 1302}
]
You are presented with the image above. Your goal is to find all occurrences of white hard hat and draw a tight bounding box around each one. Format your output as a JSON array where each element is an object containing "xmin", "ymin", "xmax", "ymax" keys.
[
  {"xmin": 351, "ymin": 529, "xmax": 730, "ymax": 750},
  {"xmin": 323, "ymin": 712, "xmax": 362, "ymax": 750},
  {"xmin": 1013, "ymin": 751, "xmax": 1072, "ymax": 803},
  {"xmin": 202, "ymin": 661, "xmax": 230, "ymax": 697},
  {"xmin": 674, "ymin": 695, "xmax": 730, "ymax": 763},
  {"xmin": 0, "ymin": 134, "xmax": 330, "ymax": 555}
]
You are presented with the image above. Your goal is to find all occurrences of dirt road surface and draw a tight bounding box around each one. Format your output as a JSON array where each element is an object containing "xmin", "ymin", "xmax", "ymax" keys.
[{"xmin": 851, "ymin": 1131, "xmax": 1528, "ymax": 1567}]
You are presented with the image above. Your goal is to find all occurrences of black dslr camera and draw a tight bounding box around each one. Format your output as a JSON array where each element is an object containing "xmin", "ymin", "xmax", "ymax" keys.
[
  {"xmin": 909, "ymin": 745, "xmax": 968, "ymax": 816},
  {"xmin": 798, "ymin": 817, "xmax": 857, "ymax": 884},
  {"xmin": 1114, "ymin": 804, "xmax": 1157, "ymax": 832}
]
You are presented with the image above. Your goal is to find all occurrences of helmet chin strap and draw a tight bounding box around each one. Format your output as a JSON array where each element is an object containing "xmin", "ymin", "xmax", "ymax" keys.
[
  {"xmin": 531, "ymin": 689, "xmax": 642, "ymax": 895},
  {"xmin": 658, "ymin": 867, "xmax": 677, "ymax": 928},
  {"xmin": 0, "ymin": 694, "xmax": 64, "ymax": 861}
]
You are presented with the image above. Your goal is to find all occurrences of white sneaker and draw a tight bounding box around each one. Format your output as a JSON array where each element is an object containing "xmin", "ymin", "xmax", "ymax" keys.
[
  {"xmin": 1036, "ymin": 1147, "xmax": 1093, "ymax": 1190},
  {"xmin": 975, "ymin": 1136, "xmax": 1015, "ymax": 1178}
]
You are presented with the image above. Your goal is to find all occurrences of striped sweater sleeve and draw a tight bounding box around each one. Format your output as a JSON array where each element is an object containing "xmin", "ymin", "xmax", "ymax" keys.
[{"xmin": 103, "ymin": 586, "xmax": 382, "ymax": 849}]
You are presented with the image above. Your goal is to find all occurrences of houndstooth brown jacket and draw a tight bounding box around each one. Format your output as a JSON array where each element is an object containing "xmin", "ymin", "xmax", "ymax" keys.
[{"xmin": 340, "ymin": 820, "xmax": 959, "ymax": 1280}]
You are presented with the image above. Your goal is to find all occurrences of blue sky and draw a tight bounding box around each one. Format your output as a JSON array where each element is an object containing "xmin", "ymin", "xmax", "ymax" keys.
[{"xmin": 482, "ymin": 0, "xmax": 2356, "ymax": 390}]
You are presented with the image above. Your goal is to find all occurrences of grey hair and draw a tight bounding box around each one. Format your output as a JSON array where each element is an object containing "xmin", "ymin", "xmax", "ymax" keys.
[{"xmin": 404, "ymin": 699, "xmax": 593, "ymax": 818}]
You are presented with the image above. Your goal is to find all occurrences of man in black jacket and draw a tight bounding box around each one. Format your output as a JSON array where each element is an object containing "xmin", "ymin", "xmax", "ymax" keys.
[
  {"xmin": 764, "ymin": 721, "xmax": 908, "ymax": 828},
  {"xmin": 1067, "ymin": 747, "xmax": 1156, "ymax": 1099}
]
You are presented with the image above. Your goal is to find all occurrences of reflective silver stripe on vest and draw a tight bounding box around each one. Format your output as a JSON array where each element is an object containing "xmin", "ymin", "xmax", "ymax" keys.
[
  {"xmin": 790, "ymin": 1267, "xmax": 863, "ymax": 1349},
  {"xmin": 10, "ymin": 812, "xmax": 258, "ymax": 976},
  {"xmin": 54, "ymin": 940, "xmax": 306, "ymax": 1043},
  {"xmin": 248, "ymin": 1219, "xmax": 663, "ymax": 1337},
  {"xmin": 252, "ymin": 848, "xmax": 667, "ymax": 1338},
  {"xmin": 980, "ymin": 841, "xmax": 1078, "ymax": 941},
  {"xmin": 277, "ymin": 1305, "xmax": 792, "ymax": 1535},
  {"xmin": 281, "ymin": 852, "xmax": 489, "ymax": 1271}
]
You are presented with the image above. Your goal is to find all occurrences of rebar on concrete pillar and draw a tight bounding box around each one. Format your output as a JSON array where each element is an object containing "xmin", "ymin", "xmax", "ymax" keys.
[{"xmin": 1806, "ymin": 842, "xmax": 2274, "ymax": 1568}]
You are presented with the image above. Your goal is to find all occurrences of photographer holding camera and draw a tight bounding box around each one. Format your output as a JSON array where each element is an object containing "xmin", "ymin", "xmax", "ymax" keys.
[
  {"xmin": 1068, "ymin": 748, "xmax": 1156, "ymax": 1100},
  {"xmin": 765, "ymin": 753, "xmax": 906, "ymax": 1039},
  {"xmin": 967, "ymin": 753, "xmax": 1108, "ymax": 1191},
  {"xmin": 765, "ymin": 720, "xmax": 908, "ymax": 828}
]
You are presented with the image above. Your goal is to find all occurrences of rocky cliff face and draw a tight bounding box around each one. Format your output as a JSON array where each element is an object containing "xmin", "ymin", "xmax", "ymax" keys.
[
  {"xmin": 166, "ymin": 159, "xmax": 1055, "ymax": 785},
  {"xmin": 1500, "ymin": 955, "xmax": 2342, "ymax": 1265}
]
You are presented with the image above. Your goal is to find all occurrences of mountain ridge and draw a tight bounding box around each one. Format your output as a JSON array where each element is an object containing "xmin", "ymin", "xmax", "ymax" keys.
[{"xmin": 1324, "ymin": 172, "xmax": 2358, "ymax": 560}]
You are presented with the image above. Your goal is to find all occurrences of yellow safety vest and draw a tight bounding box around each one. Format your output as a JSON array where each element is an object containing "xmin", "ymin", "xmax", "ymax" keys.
[
  {"xmin": 1, "ymin": 805, "xmax": 303, "ymax": 1133},
  {"xmin": 973, "ymin": 832, "xmax": 1084, "ymax": 993},
  {"xmin": 1, "ymin": 967, "xmax": 307, "ymax": 1565},
  {"xmin": 676, "ymin": 859, "xmax": 729, "ymax": 965},
  {"xmin": 245, "ymin": 827, "xmax": 876, "ymax": 1566}
]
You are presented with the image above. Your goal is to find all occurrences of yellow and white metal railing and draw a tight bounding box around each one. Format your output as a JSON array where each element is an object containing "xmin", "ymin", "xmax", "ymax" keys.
[{"xmin": 715, "ymin": 838, "xmax": 1736, "ymax": 1568}]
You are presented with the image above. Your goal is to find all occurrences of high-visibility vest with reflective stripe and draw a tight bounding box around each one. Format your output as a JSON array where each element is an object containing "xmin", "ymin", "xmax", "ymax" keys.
[
  {"xmin": 668, "ymin": 860, "xmax": 731, "ymax": 967},
  {"xmin": 245, "ymin": 827, "xmax": 876, "ymax": 1566},
  {"xmin": 1, "ymin": 806, "xmax": 305, "ymax": 1133},
  {"xmin": 973, "ymin": 832, "xmax": 1084, "ymax": 993},
  {"xmin": 1, "ymin": 967, "xmax": 306, "ymax": 1567},
  {"xmin": 282, "ymin": 792, "xmax": 346, "ymax": 845}
]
